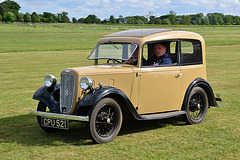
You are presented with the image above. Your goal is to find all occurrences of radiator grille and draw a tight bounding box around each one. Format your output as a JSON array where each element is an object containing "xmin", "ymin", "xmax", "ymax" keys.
[{"xmin": 60, "ymin": 74, "xmax": 76, "ymax": 113}]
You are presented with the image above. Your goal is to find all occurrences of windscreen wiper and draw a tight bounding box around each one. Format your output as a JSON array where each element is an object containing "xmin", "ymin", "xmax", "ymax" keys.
[{"xmin": 109, "ymin": 40, "xmax": 119, "ymax": 50}]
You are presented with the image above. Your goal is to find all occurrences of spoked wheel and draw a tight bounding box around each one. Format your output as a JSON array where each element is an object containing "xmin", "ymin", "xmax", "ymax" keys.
[
  {"xmin": 86, "ymin": 98, "xmax": 123, "ymax": 144},
  {"xmin": 37, "ymin": 101, "xmax": 59, "ymax": 133},
  {"xmin": 183, "ymin": 87, "xmax": 209, "ymax": 124}
]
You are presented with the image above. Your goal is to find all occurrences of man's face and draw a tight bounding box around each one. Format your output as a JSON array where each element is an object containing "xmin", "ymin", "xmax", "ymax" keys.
[
  {"xmin": 154, "ymin": 43, "xmax": 166, "ymax": 58},
  {"xmin": 132, "ymin": 48, "xmax": 138, "ymax": 60}
]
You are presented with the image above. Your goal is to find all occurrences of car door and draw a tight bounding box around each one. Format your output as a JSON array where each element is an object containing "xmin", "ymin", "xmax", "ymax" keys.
[
  {"xmin": 179, "ymin": 39, "xmax": 207, "ymax": 103},
  {"xmin": 137, "ymin": 41, "xmax": 181, "ymax": 114}
]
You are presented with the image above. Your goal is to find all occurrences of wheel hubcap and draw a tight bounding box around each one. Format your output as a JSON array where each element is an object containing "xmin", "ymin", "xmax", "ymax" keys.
[
  {"xmin": 106, "ymin": 118, "xmax": 111, "ymax": 124},
  {"xmin": 189, "ymin": 93, "xmax": 204, "ymax": 119},
  {"xmin": 95, "ymin": 105, "xmax": 116, "ymax": 137}
]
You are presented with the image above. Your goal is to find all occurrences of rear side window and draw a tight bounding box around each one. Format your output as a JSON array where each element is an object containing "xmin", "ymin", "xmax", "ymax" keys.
[{"xmin": 181, "ymin": 40, "xmax": 202, "ymax": 65}]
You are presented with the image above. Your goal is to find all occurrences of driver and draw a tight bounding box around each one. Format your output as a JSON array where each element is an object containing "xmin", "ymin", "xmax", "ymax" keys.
[
  {"xmin": 144, "ymin": 43, "xmax": 172, "ymax": 66},
  {"xmin": 123, "ymin": 47, "xmax": 139, "ymax": 65}
]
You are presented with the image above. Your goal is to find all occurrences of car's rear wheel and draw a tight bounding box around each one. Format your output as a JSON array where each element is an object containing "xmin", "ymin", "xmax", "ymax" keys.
[
  {"xmin": 37, "ymin": 101, "xmax": 59, "ymax": 133},
  {"xmin": 86, "ymin": 98, "xmax": 123, "ymax": 144},
  {"xmin": 183, "ymin": 87, "xmax": 208, "ymax": 124}
]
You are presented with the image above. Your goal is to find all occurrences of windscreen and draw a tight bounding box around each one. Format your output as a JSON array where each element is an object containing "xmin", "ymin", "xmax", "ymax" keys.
[{"xmin": 88, "ymin": 43, "xmax": 138, "ymax": 60}]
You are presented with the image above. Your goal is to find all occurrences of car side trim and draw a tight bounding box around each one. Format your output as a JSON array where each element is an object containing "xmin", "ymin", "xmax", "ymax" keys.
[{"xmin": 141, "ymin": 111, "xmax": 186, "ymax": 120}]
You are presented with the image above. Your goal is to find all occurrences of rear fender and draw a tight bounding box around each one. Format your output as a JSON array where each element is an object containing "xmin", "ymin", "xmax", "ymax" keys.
[
  {"xmin": 33, "ymin": 83, "xmax": 60, "ymax": 113},
  {"xmin": 182, "ymin": 78, "xmax": 219, "ymax": 111}
]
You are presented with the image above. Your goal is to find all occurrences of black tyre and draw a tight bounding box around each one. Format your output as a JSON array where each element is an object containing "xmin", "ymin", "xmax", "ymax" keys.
[
  {"xmin": 37, "ymin": 101, "xmax": 59, "ymax": 133},
  {"xmin": 86, "ymin": 98, "xmax": 123, "ymax": 144},
  {"xmin": 183, "ymin": 87, "xmax": 209, "ymax": 124}
]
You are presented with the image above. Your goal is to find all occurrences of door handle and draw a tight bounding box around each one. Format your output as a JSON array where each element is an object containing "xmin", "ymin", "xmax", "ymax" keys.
[{"xmin": 176, "ymin": 73, "xmax": 182, "ymax": 78}]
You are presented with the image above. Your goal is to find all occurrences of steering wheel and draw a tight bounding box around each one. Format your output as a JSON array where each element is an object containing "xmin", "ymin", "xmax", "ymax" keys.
[{"xmin": 107, "ymin": 59, "xmax": 122, "ymax": 64}]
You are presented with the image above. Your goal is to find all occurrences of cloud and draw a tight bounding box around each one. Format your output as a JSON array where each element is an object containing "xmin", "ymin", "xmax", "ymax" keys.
[
  {"xmin": 12, "ymin": 0, "xmax": 240, "ymax": 20},
  {"xmin": 103, "ymin": 0, "xmax": 110, "ymax": 3}
]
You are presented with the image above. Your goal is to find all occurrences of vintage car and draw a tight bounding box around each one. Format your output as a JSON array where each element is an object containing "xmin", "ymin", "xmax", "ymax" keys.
[{"xmin": 30, "ymin": 29, "xmax": 221, "ymax": 144}]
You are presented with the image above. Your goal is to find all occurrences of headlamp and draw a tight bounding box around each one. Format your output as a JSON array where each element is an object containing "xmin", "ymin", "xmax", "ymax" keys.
[
  {"xmin": 80, "ymin": 76, "xmax": 93, "ymax": 90},
  {"xmin": 44, "ymin": 74, "xmax": 57, "ymax": 88}
]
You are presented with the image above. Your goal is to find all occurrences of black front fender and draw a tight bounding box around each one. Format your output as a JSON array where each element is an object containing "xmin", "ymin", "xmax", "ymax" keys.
[
  {"xmin": 33, "ymin": 83, "xmax": 60, "ymax": 113},
  {"xmin": 80, "ymin": 87, "xmax": 126, "ymax": 106},
  {"xmin": 79, "ymin": 87, "xmax": 142, "ymax": 120}
]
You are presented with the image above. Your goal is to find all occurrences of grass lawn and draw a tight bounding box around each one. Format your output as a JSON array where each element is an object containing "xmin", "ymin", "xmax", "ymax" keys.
[{"xmin": 0, "ymin": 24, "xmax": 239, "ymax": 159}]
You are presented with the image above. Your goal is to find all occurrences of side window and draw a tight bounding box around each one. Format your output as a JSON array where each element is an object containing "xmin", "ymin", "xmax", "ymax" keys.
[
  {"xmin": 142, "ymin": 44, "xmax": 148, "ymax": 61},
  {"xmin": 169, "ymin": 41, "xmax": 177, "ymax": 64},
  {"xmin": 142, "ymin": 41, "xmax": 179, "ymax": 67},
  {"xmin": 181, "ymin": 40, "xmax": 202, "ymax": 65}
]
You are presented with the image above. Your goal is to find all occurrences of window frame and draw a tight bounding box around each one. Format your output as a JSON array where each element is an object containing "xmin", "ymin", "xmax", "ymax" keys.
[
  {"xmin": 179, "ymin": 39, "xmax": 203, "ymax": 66},
  {"xmin": 141, "ymin": 39, "xmax": 181, "ymax": 68}
]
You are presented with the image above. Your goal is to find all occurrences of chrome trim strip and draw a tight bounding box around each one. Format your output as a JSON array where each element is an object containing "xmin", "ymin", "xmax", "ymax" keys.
[
  {"xmin": 141, "ymin": 111, "xmax": 186, "ymax": 120},
  {"xmin": 29, "ymin": 110, "xmax": 89, "ymax": 122}
]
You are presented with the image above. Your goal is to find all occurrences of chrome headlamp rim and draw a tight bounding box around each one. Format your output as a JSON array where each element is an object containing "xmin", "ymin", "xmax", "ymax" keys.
[
  {"xmin": 80, "ymin": 76, "xmax": 93, "ymax": 90},
  {"xmin": 44, "ymin": 74, "xmax": 57, "ymax": 88}
]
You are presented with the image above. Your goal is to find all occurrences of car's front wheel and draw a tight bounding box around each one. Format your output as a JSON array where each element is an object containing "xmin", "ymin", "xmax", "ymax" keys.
[
  {"xmin": 86, "ymin": 98, "xmax": 123, "ymax": 144},
  {"xmin": 183, "ymin": 87, "xmax": 209, "ymax": 124},
  {"xmin": 37, "ymin": 101, "xmax": 59, "ymax": 133}
]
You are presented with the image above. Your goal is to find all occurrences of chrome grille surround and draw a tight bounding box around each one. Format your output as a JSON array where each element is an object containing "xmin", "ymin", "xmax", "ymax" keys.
[{"xmin": 60, "ymin": 74, "xmax": 76, "ymax": 114}]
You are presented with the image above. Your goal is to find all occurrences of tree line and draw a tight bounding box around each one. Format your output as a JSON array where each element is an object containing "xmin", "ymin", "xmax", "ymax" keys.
[
  {"xmin": 1, "ymin": 0, "xmax": 240, "ymax": 25},
  {"xmin": 0, "ymin": 0, "xmax": 70, "ymax": 23}
]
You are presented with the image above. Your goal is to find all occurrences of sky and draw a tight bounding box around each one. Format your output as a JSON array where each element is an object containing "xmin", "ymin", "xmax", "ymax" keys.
[{"xmin": 2, "ymin": 0, "xmax": 240, "ymax": 20}]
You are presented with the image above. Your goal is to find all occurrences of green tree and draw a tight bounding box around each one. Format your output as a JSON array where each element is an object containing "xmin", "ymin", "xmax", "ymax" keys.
[
  {"xmin": 72, "ymin": 17, "xmax": 77, "ymax": 23},
  {"xmin": 84, "ymin": 17, "xmax": 91, "ymax": 23},
  {"xmin": 168, "ymin": 11, "xmax": 176, "ymax": 25},
  {"xmin": 155, "ymin": 17, "xmax": 161, "ymax": 24},
  {"xmin": 96, "ymin": 18, "xmax": 101, "ymax": 24},
  {"xmin": 3, "ymin": 11, "xmax": 16, "ymax": 23},
  {"xmin": 197, "ymin": 18, "xmax": 202, "ymax": 25},
  {"xmin": 162, "ymin": 18, "xmax": 171, "ymax": 25},
  {"xmin": 136, "ymin": 19, "xmax": 144, "ymax": 24},
  {"xmin": 149, "ymin": 16, "xmax": 156, "ymax": 24},
  {"xmin": 0, "ymin": 14, "xmax": 2, "ymax": 21},
  {"xmin": 24, "ymin": 12, "xmax": 31, "ymax": 22},
  {"xmin": 85, "ymin": 14, "xmax": 100, "ymax": 23},
  {"xmin": 189, "ymin": 13, "xmax": 203, "ymax": 25},
  {"xmin": 233, "ymin": 16, "xmax": 240, "ymax": 25},
  {"xmin": 31, "ymin": 12, "xmax": 40, "ymax": 23},
  {"xmin": 101, "ymin": 19, "xmax": 108, "ymax": 24},
  {"xmin": 118, "ymin": 15, "xmax": 124, "ymax": 23},
  {"xmin": 203, "ymin": 16, "xmax": 209, "ymax": 25},
  {"xmin": 224, "ymin": 15, "xmax": 233, "ymax": 25},
  {"xmin": 17, "ymin": 12, "xmax": 24, "ymax": 22},
  {"xmin": 207, "ymin": 13, "xmax": 224, "ymax": 25},
  {"xmin": 0, "ymin": 0, "xmax": 21, "ymax": 16},
  {"xmin": 135, "ymin": 16, "xmax": 148, "ymax": 24},
  {"xmin": 57, "ymin": 13, "xmax": 62, "ymax": 23},
  {"xmin": 182, "ymin": 15, "xmax": 191, "ymax": 25},
  {"xmin": 78, "ymin": 18, "xmax": 85, "ymax": 23},
  {"xmin": 109, "ymin": 15, "xmax": 117, "ymax": 24},
  {"xmin": 39, "ymin": 14, "xmax": 47, "ymax": 23},
  {"xmin": 61, "ymin": 12, "xmax": 69, "ymax": 23},
  {"xmin": 125, "ymin": 16, "xmax": 135, "ymax": 24},
  {"xmin": 43, "ymin": 12, "xmax": 58, "ymax": 23}
]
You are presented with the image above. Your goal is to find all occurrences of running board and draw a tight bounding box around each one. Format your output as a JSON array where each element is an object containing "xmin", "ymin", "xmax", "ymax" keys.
[{"xmin": 140, "ymin": 111, "xmax": 186, "ymax": 120}]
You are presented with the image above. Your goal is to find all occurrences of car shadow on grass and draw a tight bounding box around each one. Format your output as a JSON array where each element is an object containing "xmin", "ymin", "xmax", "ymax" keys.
[{"xmin": 0, "ymin": 114, "xmax": 186, "ymax": 146}]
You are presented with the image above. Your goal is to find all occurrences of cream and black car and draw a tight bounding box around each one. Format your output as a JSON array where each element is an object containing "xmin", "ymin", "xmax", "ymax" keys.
[{"xmin": 30, "ymin": 29, "xmax": 221, "ymax": 144}]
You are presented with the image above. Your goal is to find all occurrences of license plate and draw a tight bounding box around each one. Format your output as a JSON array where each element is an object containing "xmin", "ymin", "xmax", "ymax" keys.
[{"xmin": 41, "ymin": 117, "xmax": 69, "ymax": 130}]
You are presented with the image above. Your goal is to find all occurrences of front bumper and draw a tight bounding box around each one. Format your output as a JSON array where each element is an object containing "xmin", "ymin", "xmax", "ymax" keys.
[{"xmin": 29, "ymin": 110, "xmax": 89, "ymax": 122}]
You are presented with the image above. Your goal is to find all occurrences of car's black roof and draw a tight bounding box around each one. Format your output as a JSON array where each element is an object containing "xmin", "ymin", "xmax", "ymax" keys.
[{"xmin": 103, "ymin": 29, "xmax": 172, "ymax": 38}]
